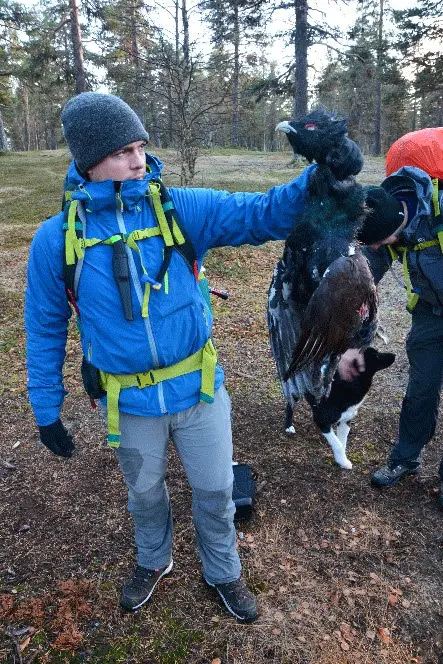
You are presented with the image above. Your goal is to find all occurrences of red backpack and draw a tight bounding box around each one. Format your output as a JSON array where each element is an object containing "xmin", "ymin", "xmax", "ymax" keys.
[{"xmin": 386, "ymin": 127, "xmax": 443, "ymax": 179}]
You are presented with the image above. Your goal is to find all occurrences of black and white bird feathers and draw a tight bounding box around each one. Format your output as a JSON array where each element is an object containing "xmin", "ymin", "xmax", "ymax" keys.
[{"xmin": 268, "ymin": 109, "xmax": 378, "ymax": 407}]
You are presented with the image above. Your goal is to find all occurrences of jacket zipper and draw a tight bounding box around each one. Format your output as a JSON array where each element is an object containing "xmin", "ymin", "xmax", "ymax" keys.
[{"xmin": 115, "ymin": 190, "xmax": 167, "ymax": 414}]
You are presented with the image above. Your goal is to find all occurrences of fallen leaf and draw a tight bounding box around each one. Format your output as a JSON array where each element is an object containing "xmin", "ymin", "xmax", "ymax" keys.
[
  {"xmin": 340, "ymin": 622, "xmax": 351, "ymax": 635},
  {"xmin": 19, "ymin": 636, "xmax": 31, "ymax": 652},
  {"xmin": 388, "ymin": 592, "xmax": 399, "ymax": 606},
  {"xmin": 378, "ymin": 627, "xmax": 391, "ymax": 645},
  {"xmin": 290, "ymin": 611, "xmax": 302, "ymax": 620},
  {"xmin": 272, "ymin": 628, "xmax": 281, "ymax": 636},
  {"xmin": 340, "ymin": 623, "xmax": 354, "ymax": 641}
]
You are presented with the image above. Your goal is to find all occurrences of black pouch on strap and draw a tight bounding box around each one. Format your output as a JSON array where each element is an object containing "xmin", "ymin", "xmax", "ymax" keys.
[
  {"xmin": 81, "ymin": 356, "xmax": 106, "ymax": 400},
  {"xmin": 232, "ymin": 462, "xmax": 257, "ymax": 523}
]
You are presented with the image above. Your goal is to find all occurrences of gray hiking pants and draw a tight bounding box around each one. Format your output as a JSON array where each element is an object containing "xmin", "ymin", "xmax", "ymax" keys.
[
  {"xmin": 114, "ymin": 384, "xmax": 241, "ymax": 585},
  {"xmin": 389, "ymin": 309, "xmax": 443, "ymax": 471}
]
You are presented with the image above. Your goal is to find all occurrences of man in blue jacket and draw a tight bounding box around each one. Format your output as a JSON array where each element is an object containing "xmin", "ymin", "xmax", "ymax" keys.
[{"xmin": 25, "ymin": 92, "xmax": 358, "ymax": 622}]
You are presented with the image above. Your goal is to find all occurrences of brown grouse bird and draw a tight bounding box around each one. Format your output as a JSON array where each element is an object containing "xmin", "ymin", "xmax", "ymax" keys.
[{"xmin": 268, "ymin": 109, "xmax": 378, "ymax": 430}]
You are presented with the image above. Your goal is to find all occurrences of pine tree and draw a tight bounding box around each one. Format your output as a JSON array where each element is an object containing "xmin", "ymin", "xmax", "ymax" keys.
[
  {"xmin": 200, "ymin": 0, "xmax": 267, "ymax": 146},
  {"xmin": 0, "ymin": 0, "xmax": 34, "ymax": 150},
  {"xmin": 394, "ymin": 0, "xmax": 443, "ymax": 128},
  {"xmin": 316, "ymin": 0, "xmax": 409, "ymax": 153}
]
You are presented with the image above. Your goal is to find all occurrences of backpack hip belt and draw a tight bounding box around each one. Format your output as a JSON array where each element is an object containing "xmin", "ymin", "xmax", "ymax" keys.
[{"xmin": 99, "ymin": 338, "xmax": 217, "ymax": 447}]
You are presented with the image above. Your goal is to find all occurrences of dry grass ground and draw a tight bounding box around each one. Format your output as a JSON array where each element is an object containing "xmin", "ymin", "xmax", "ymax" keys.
[{"xmin": 0, "ymin": 148, "xmax": 442, "ymax": 663}]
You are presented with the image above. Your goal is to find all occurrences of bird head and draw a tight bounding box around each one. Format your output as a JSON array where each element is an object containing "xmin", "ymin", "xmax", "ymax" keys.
[{"xmin": 276, "ymin": 109, "xmax": 363, "ymax": 179}]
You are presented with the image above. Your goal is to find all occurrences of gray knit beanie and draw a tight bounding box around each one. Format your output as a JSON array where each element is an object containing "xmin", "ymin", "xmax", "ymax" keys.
[{"xmin": 61, "ymin": 92, "xmax": 150, "ymax": 174}]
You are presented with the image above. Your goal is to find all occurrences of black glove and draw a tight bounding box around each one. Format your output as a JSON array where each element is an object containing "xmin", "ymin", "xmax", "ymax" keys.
[
  {"xmin": 38, "ymin": 419, "xmax": 75, "ymax": 458},
  {"xmin": 326, "ymin": 137, "xmax": 364, "ymax": 180}
]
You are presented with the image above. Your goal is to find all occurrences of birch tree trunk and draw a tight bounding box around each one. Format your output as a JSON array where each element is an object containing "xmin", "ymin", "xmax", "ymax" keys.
[
  {"xmin": 22, "ymin": 85, "xmax": 30, "ymax": 151},
  {"xmin": 0, "ymin": 110, "xmax": 8, "ymax": 151}
]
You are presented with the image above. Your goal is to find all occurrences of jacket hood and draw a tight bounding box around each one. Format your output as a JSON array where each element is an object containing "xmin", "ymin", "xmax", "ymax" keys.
[
  {"xmin": 64, "ymin": 153, "xmax": 164, "ymax": 212},
  {"xmin": 381, "ymin": 166, "xmax": 435, "ymax": 245}
]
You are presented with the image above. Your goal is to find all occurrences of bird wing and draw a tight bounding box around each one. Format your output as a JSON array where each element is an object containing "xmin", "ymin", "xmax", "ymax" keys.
[
  {"xmin": 285, "ymin": 251, "xmax": 378, "ymax": 378},
  {"xmin": 267, "ymin": 250, "xmax": 339, "ymax": 404},
  {"xmin": 268, "ymin": 255, "xmax": 303, "ymax": 405}
]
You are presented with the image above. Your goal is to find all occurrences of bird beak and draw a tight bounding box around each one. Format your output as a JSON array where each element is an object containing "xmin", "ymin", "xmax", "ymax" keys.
[{"xmin": 275, "ymin": 121, "xmax": 297, "ymax": 134}]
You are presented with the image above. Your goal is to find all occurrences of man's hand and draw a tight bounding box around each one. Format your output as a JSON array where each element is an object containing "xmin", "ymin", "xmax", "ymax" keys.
[
  {"xmin": 326, "ymin": 137, "xmax": 363, "ymax": 180},
  {"xmin": 38, "ymin": 419, "xmax": 75, "ymax": 458},
  {"xmin": 338, "ymin": 348, "xmax": 365, "ymax": 382}
]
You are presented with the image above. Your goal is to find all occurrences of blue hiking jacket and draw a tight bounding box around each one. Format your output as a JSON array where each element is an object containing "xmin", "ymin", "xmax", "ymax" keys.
[{"xmin": 25, "ymin": 155, "xmax": 314, "ymax": 426}]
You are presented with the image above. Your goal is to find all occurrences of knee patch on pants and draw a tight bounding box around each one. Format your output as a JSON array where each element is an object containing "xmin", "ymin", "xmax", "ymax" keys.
[
  {"xmin": 192, "ymin": 485, "xmax": 235, "ymax": 536},
  {"xmin": 128, "ymin": 476, "xmax": 169, "ymax": 516}
]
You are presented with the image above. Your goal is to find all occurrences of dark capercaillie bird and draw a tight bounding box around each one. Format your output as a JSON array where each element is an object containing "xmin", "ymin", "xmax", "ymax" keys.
[{"xmin": 268, "ymin": 109, "xmax": 378, "ymax": 430}]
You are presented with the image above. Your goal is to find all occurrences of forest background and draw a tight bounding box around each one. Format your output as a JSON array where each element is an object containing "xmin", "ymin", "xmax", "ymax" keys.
[{"xmin": 1, "ymin": 0, "xmax": 443, "ymax": 184}]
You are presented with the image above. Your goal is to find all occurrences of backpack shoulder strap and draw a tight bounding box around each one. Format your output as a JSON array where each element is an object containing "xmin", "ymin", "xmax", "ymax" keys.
[
  {"xmin": 148, "ymin": 179, "xmax": 199, "ymax": 283},
  {"xmin": 431, "ymin": 182, "xmax": 443, "ymax": 253},
  {"xmin": 62, "ymin": 192, "xmax": 85, "ymax": 312}
]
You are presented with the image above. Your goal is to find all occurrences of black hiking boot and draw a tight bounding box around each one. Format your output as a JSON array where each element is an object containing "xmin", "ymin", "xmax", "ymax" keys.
[
  {"xmin": 120, "ymin": 560, "xmax": 173, "ymax": 612},
  {"xmin": 371, "ymin": 463, "xmax": 419, "ymax": 488},
  {"xmin": 204, "ymin": 577, "xmax": 258, "ymax": 623}
]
